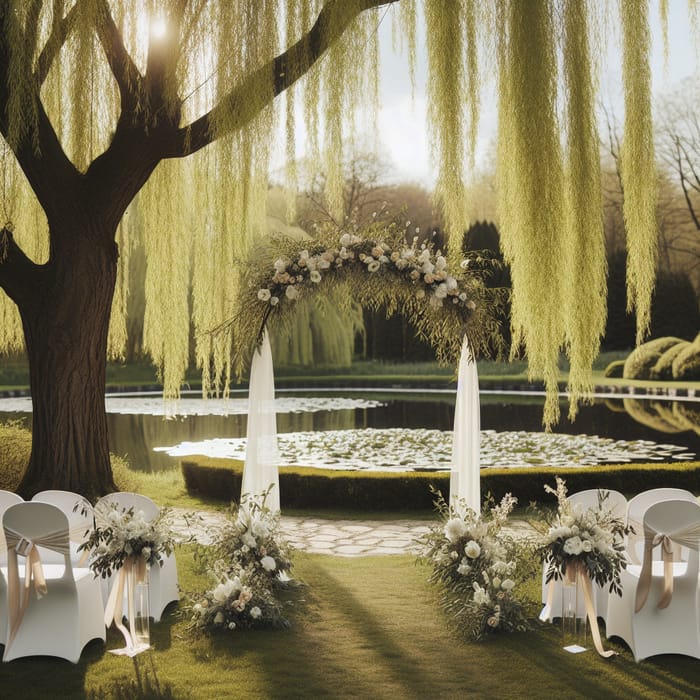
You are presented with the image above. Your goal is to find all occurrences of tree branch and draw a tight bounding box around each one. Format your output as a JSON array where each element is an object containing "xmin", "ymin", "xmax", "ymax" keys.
[
  {"xmin": 35, "ymin": 1, "xmax": 82, "ymax": 85},
  {"xmin": 93, "ymin": 0, "xmax": 143, "ymax": 115},
  {"xmin": 0, "ymin": 227, "xmax": 42, "ymax": 305},
  {"xmin": 164, "ymin": 0, "xmax": 398, "ymax": 157}
]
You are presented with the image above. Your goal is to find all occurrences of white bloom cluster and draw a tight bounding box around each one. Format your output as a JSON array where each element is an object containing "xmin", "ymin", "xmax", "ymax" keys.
[{"xmin": 255, "ymin": 234, "xmax": 478, "ymax": 312}]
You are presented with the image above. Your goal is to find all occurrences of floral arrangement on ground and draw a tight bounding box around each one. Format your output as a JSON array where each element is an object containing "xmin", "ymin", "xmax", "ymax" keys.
[
  {"xmin": 81, "ymin": 501, "xmax": 176, "ymax": 579},
  {"xmin": 534, "ymin": 477, "xmax": 629, "ymax": 594},
  {"xmin": 185, "ymin": 490, "xmax": 297, "ymax": 633},
  {"xmin": 227, "ymin": 221, "xmax": 505, "ymax": 376},
  {"xmin": 418, "ymin": 489, "xmax": 537, "ymax": 640}
]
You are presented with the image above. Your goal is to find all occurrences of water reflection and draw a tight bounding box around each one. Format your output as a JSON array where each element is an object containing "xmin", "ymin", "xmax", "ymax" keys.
[{"xmin": 1, "ymin": 390, "xmax": 697, "ymax": 472}]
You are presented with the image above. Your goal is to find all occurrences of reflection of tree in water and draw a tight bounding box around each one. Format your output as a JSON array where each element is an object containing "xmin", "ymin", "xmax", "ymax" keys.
[{"xmin": 620, "ymin": 398, "xmax": 700, "ymax": 437}]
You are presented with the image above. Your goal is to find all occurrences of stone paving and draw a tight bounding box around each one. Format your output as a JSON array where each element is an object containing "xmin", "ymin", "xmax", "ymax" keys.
[{"xmin": 170, "ymin": 508, "xmax": 537, "ymax": 557}]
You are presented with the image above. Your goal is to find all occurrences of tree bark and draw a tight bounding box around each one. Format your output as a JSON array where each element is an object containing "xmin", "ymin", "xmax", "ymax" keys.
[{"xmin": 16, "ymin": 222, "xmax": 119, "ymax": 500}]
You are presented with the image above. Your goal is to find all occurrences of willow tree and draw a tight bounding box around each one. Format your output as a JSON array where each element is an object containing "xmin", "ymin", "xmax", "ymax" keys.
[{"xmin": 0, "ymin": 0, "xmax": 679, "ymax": 498}]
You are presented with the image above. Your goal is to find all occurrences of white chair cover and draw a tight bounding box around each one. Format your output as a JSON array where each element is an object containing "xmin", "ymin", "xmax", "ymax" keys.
[
  {"xmin": 1, "ymin": 502, "xmax": 105, "ymax": 663},
  {"xmin": 0, "ymin": 491, "xmax": 23, "ymax": 644},
  {"xmin": 31, "ymin": 490, "xmax": 94, "ymax": 565},
  {"xmin": 449, "ymin": 335, "xmax": 480, "ymax": 514},
  {"xmin": 625, "ymin": 488, "xmax": 697, "ymax": 564},
  {"xmin": 95, "ymin": 492, "xmax": 179, "ymax": 623},
  {"xmin": 606, "ymin": 500, "xmax": 700, "ymax": 662},
  {"xmin": 242, "ymin": 330, "xmax": 281, "ymax": 513}
]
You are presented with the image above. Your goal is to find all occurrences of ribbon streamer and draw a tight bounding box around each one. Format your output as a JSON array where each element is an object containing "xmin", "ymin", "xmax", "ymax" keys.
[
  {"xmin": 540, "ymin": 561, "xmax": 617, "ymax": 658},
  {"xmin": 635, "ymin": 520, "xmax": 700, "ymax": 613},
  {"xmin": 103, "ymin": 555, "xmax": 148, "ymax": 652},
  {"xmin": 4, "ymin": 526, "xmax": 70, "ymax": 651}
]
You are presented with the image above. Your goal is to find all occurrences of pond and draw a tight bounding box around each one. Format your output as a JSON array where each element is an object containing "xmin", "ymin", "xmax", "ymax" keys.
[{"xmin": 0, "ymin": 388, "xmax": 698, "ymax": 472}]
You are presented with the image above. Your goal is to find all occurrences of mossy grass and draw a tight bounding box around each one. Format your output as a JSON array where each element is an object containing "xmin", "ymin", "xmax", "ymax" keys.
[{"xmin": 0, "ymin": 548, "xmax": 698, "ymax": 698}]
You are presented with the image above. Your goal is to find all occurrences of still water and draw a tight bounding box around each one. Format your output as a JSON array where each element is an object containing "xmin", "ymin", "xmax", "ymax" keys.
[{"xmin": 2, "ymin": 389, "xmax": 697, "ymax": 472}]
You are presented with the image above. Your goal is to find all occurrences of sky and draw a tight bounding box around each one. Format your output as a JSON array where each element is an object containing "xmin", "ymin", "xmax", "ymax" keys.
[{"xmin": 371, "ymin": 1, "xmax": 699, "ymax": 188}]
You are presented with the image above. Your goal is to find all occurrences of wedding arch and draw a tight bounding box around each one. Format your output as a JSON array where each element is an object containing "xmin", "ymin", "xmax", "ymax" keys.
[{"xmin": 225, "ymin": 223, "xmax": 505, "ymax": 515}]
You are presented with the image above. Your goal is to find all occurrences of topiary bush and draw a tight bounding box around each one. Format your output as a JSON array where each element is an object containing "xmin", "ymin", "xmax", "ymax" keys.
[
  {"xmin": 672, "ymin": 332, "xmax": 700, "ymax": 381},
  {"xmin": 0, "ymin": 420, "xmax": 31, "ymax": 491},
  {"xmin": 651, "ymin": 341, "xmax": 690, "ymax": 380},
  {"xmin": 623, "ymin": 336, "xmax": 684, "ymax": 379},
  {"xmin": 180, "ymin": 457, "xmax": 700, "ymax": 510},
  {"xmin": 603, "ymin": 360, "xmax": 625, "ymax": 378}
]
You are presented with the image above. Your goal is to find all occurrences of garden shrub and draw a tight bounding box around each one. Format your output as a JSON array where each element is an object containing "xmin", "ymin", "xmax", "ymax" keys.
[
  {"xmin": 603, "ymin": 360, "xmax": 625, "ymax": 378},
  {"xmin": 623, "ymin": 336, "xmax": 684, "ymax": 379},
  {"xmin": 651, "ymin": 341, "xmax": 690, "ymax": 380},
  {"xmin": 672, "ymin": 332, "xmax": 700, "ymax": 381},
  {"xmin": 181, "ymin": 457, "xmax": 700, "ymax": 510},
  {"xmin": 0, "ymin": 420, "xmax": 31, "ymax": 491},
  {"xmin": 0, "ymin": 420, "xmax": 139, "ymax": 496}
]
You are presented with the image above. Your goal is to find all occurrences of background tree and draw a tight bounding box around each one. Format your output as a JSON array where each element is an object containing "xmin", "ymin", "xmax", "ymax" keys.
[{"xmin": 0, "ymin": 1, "xmax": 678, "ymax": 496}]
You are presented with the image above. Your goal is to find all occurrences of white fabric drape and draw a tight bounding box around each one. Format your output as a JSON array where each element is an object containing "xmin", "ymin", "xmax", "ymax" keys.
[
  {"xmin": 449, "ymin": 335, "xmax": 481, "ymax": 514},
  {"xmin": 242, "ymin": 331, "xmax": 281, "ymax": 513}
]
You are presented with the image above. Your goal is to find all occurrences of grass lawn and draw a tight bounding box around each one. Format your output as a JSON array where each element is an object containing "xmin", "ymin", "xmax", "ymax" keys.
[{"xmin": 1, "ymin": 550, "xmax": 698, "ymax": 699}]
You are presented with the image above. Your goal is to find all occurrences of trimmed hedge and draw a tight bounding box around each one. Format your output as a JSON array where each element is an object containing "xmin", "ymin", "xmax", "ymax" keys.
[{"xmin": 181, "ymin": 456, "xmax": 700, "ymax": 510}]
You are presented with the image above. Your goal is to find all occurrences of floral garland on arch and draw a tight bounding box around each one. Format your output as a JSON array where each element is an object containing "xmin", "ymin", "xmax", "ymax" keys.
[{"xmin": 228, "ymin": 222, "xmax": 505, "ymax": 377}]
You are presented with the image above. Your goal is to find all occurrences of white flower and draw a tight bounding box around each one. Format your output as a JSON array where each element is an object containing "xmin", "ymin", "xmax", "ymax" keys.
[
  {"xmin": 501, "ymin": 578, "xmax": 515, "ymax": 591},
  {"xmin": 251, "ymin": 520, "xmax": 270, "ymax": 539},
  {"xmin": 581, "ymin": 539, "xmax": 593, "ymax": 553},
  {"xmin": 250, "ymin": 606, "xmax": 262, "ymax": 619},
  {"xmin": 492, "ymin": 577, "xmax": 501, "ymax": 590},
  {"xmin": 464, "ymin": 540, "xmax": 481, "ymax": 559},
  {"xmin": 444, "ymin": 518, "xmax": 469, "ymax": 543},
  {"xmin": 242, "ymin": 532, "xmax": 257, "ymax": 548},
  {"xmin": 269, "ymin": 296, "xmax": 279, "ymax": 306},
  {"xmin": 367, "ymin": 260, "xmax": 381, "ymax": 273},
  {"xmin": 257, "ymin": 288, "xmax": 271, "ymax": 301},
  {"xmin": 446, "ymin": 276, "xmax": 458, "ymax": 291},
  {"xmin": 434, "ymin": 283, "xmax": 448, "ymax": 299},
  {"xmin": 310, "ymin": 270, "xmax": 322, "ymax": 283},
  {"xmin": 214, "ymin": 612, "xmax": 225, "ymax": 625},
  {"xmin": 285, "ymin": 285, "xmax": 299, "ymax": 300},
  {"xmin": 472, "ymin": 582, "xmax": 491, "ymax": 606},
  {"xmin": 563, "ymin": 536, "xmax": 584, "ymax": 556},
  {"xmin": 318, "ymin": 258, "xmax": 331, "ymax": 269},
  {"xmin": 274, "ymin": 258, "xmax": 287, "ymax": 273},
  {"xmin": 142, "ymin": 546, "xmax": 152, "ymax": 559},
  {"xmin": 228, "ymin": 622, "xmax": 236, "ymax": 630},
  {"xmin": 261, "ymin": 555, "xmax": 277, "ymax": 572},
  {"xmin": 457, "ymin": 559, "xmax": 471, "ymax": 575},
  {"xmin": 339, "ymin": 233, "xmax": 351, "ymax": 246}
]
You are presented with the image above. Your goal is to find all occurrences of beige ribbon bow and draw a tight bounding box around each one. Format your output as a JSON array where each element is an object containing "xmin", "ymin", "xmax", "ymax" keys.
[
  {"xmin": 4, "ymin": 526, "xmax": 71, "ymax": 649},
  {"xmin": 540, "ymin": 561, "xmax": 617, "ymax": 658},
  {"xmin": 103, "ymin": 555, "xmax": 148, "ymax": 650},
  {"xmin": 634, "ymin": 521, "xmax": 700, "ymax": 613}
]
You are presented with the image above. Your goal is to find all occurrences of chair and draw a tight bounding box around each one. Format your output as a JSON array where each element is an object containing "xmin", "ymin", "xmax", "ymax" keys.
[
  {"xmin": 606, "ymin": 499, "xmax": 700, "ymax": 661},
  {"xmin": 31, "ymin": 490, "xmax": 95, "ymax": 565},
  {"xmin": 540, "ymin": 489, "xmax": 627, "ymax": 623},
  {"xmin": 96, "ymin": 492, "xmax": 179, "ymax": 622},
  {"xmin": 625, "ymin": 488, "xmax": 697, "ymax": 564},
  {"xmin": 0, "ymin": 491, "xmax": 23, "ymax": 645},
  {"xmin": 1, "ymin": 502, "xmax": 105, "ymax": 663}
]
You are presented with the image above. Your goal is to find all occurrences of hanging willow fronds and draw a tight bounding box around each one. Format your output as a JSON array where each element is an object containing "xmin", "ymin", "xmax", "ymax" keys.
[
  {"xmin": 561, "ymin": 0, "xmax": 606, "ymax": 420},
  {"xmin": 620, "ymin": 0, "xmax": 658, "ymax": 344},
  {"xmin": 497, "ymin": 0, "xmax": 566, "ymax": 428}
]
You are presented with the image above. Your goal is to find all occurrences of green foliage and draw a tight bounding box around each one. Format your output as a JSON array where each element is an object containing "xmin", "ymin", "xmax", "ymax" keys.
[
  {"xmin": 623, "ymin": 336, "xmax": 684, "ymax": 379},
  {"xmin": 604, "ymin": 360, "xmax": 625, "ymax": 378},
  {"xmin": 672, "ymin": 333, "xmax": 700, "ymax": 381},
  {"xmin": 181, "ymin": 457, "xmax": 700, "ymax": 511},
  {"xmin": 227, "ymin": 222, "xmax": 503, "ymax": 378},
  {"xmin": 0, "ymin": 419, "xmax": 30, "ymax": 491},
  {"xmin": 651, "ymin": 341, "xmax": 690, "ymax": 380}
]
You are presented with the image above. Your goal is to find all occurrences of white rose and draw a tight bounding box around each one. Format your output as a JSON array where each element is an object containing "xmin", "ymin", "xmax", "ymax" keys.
[
  {"xmin": 464, "ymin": 540, "xmax": 481, "ymax": 559},
  {"xmin": 581, "ymin": 539, "xmax": 593, "ymax": 553},
  {"xmin": 367, "ymin": 260, "xmax": 380, "ymax": 273},
  {"xmin": 563, "ymin": 536, "xmax": 584, "ymax": 556},
  {"xmin": 339, "ymin": 233, "xmax": 351, "ymax": 246},
  {"xmin": 212, "ymin": 583, "xmax": 229, "ymax": 603},
  {"xmin": 501, "ymin": 578, "xmax": 515, "ymax": 591},
  {"xmin": 444, "ymin": 518, "xmax": 469, "ymax": 543},
  {"xmin": 250, "ymin": 606, "xmax": 262, "ymax": 619},
  {"xmin": 261, "ymin": 555, "xmax": 277, "ymax": 572},
  {"xmin": 269, "ymin": 296, "xmax": 279, "ymax": 306},
  {"xmin": 310, "ymin": 270, "xmax": 322, "ymax": 283},
  {"xmin": 228, "ymin": 622, "xmax": 236, "ymax": 630},
  {"xmin": 257, "ymin": 288, "xmax": 271, "ymax": 301},
  {"xmin": 285, "ymin": 285, "xmax": 299, "ymax": 300},
  {"xmin": 492, "ymin": 577, "xmax": 502, "ymax": 590},
  {"xmin": 457, "ymin": 559, "xmax": 471, "ymax": 575}
]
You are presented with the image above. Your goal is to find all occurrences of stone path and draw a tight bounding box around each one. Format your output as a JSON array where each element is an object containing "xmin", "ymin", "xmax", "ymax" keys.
[{"xmin": 170, "ymin": 509, "xmax": 537, "ymax": 557}]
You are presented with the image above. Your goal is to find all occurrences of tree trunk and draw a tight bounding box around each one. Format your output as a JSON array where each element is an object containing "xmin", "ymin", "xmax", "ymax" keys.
[{"xmin": 17, "ymin": 225, "xmax": 119, "ymax": 501}]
